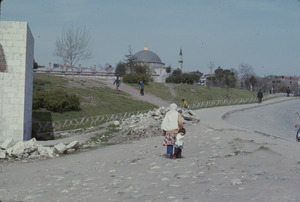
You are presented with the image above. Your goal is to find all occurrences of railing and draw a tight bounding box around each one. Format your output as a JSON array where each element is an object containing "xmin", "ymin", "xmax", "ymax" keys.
[
  {"xmin": 33, "ymin": 109, "xmax": 152, "ymax": 133},
  {"xmin": 34, "ymin": 94, "xmax": 282, "ymax": 133}
]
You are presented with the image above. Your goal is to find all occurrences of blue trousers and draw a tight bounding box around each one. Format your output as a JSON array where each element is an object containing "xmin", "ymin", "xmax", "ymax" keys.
[{"xmin": 167, "ymin": 145, "xmax": 173, "ymax": 155}]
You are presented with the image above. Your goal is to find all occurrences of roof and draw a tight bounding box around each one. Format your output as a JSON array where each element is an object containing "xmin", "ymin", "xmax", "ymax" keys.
[{"xmin": 133, "ymin": 49, "xmax": 163, "ymax": 64}]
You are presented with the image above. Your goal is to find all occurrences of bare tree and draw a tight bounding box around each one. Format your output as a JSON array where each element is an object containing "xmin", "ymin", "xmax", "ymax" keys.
[
  {"xmin": 238, "ymin": 63, "xmax": 255, "ymax": 90},
  {"xmin": 54, "ymin": 25, "xmax": 93, "ymax": 73}
]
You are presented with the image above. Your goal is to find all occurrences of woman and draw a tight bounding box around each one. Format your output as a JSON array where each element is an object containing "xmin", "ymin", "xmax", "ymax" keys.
[{"xmin": 161, "ymin": 103, "xmax": 183, "ymax": 159}]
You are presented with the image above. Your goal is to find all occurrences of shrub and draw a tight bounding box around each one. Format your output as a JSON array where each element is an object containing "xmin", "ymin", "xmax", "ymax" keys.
[
  {"xmin": 166, "ymin": 73, "xmax": 200, "ymax": 84},
  {"xmin": 123, "ymin": 73, "xmax": 150, "ymax": 84},
  {"xmin": 32, "ymin": 91, "xmax": 47, "ymax": 109},
  {"xmin": 33, "ymin": 89, "xmax": 80, "ymax": 112}
]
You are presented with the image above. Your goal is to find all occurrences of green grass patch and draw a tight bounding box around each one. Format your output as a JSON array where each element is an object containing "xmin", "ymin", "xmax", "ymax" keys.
[{"xmin": 33, "ymin": 74, "xmax": 156, "ymax": 122}]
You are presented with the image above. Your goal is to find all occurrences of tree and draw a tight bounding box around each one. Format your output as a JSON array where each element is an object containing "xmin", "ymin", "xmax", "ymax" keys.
[
  {"xmin": 54, "ymin": 24, "xmax": 93, "ymax": 73},
  {"xmin": 134, "ymin": 63, "xmax": 150, "ymax": 75},
  {"xmin": 124, "ymin": 45, "xmax": 136, "ymax": 73},
  {"xmin": 214, "ymin": 66, "xmax": 224, "ymax": 87},
  {"xmin": 249, "ymin": 75, "xmax": 257, "ymax": 91},
  {"xmin": 33, "ymin": 60, "xmax": 38, "ymax": 69},
  {"xmin": 172, "ymin": 69, "xmax": 182, "ymax": 77},
  {"xmin": 115, "ymin": 62, "xmax": 126, "ymax": 77},
  {"xmin": 238, "ymin": 63, "xmax": 254, "ymax": 90},
  {"xmin": 223, "ymin": 69, "xmax": 237, "ymax": 96},
  {"xmin": 166, "ymin": 66, "xmax": 172, "ymax": 73}
]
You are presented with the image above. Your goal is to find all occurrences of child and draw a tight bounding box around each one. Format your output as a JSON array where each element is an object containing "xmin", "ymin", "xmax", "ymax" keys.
[
  {"xmin": 174, "ymin": 128, "xmax": 186, "ymax": 159},
  {"xmin": 138, "ymin": 80, "xmax": 144, "ymax": 96},
  {"xmin": 182, "ymin": 99, "xmax": 189, "ymax": 110},
  {"xmin": 113, "ymin": 76, "xmax": 121, "ymax": 93}
]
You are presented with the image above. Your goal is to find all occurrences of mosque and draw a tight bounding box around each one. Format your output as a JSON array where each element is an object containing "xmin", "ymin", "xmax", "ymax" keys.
[{"xmin": 132, "ymin": 43, "xmax": 183, "ymax": 83}]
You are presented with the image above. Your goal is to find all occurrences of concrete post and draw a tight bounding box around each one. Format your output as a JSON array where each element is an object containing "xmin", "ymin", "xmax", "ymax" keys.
[{"xmin": 0, "ymin": 21, "xmax": 34, "ymax": 141}]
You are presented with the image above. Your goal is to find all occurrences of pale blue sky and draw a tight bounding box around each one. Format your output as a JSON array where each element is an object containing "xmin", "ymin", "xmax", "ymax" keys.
[{"xmin": 1, "ymin": 0, "xmax": 300, "ymax": 76}]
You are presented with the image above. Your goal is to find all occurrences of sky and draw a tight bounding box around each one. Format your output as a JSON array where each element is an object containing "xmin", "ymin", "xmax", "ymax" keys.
[{"xmin": 1, "ymin": 0, "xmax": 300, "ymax": 76}]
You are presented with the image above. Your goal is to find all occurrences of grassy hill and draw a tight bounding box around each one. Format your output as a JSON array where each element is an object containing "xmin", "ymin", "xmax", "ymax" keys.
[{"xmin": 33, "ymin": 74, "xmax": 258, "ymax": 122}]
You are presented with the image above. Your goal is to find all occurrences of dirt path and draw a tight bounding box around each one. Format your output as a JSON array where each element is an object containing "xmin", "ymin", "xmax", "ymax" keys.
[
  {"xmin": 101, "ymin": 78, "xmax": 171, "ymax": 107},
  {"xmin": 164, "ymin": 83, "xmax": 177, "ymax": 97},
  {"xmin": 2, "ymin": 97, "xmax": 300, "ymax": 201}
]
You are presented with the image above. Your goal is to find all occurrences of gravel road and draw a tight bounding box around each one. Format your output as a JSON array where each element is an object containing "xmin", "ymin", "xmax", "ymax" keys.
[{"xmin": 2, "ymin": 97, "xmax": 300, "ymax": 202}]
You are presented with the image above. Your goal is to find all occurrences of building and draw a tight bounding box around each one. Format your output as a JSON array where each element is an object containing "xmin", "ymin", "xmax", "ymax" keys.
[
  {"xmin": 179, "ymin": 48, "xmax": 183, "ymax": 71},
  {"xmin": 133, "ymin": 44, "xmax": 168, "ymax": 83}
]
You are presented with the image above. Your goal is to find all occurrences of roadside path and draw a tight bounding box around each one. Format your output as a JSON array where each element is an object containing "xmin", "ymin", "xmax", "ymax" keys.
[
  {"xmin": 3, "ymin": 97, "xmax": 300, "ymax": 201},
  {"xmin": 102, "ymin": 79, "xmax": 171, "ymax": 107}
]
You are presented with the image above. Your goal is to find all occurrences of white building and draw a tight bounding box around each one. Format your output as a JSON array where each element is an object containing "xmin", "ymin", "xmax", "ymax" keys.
[{"xmin": 133, "ymin": 44, "xmax": 168, "ymax": 83}]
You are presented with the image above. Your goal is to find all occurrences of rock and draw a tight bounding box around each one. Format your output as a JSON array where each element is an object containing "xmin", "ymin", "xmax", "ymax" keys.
[
  {"xmin": 54, "ymin": 143, "xmax": 67, "ymax": 154},
  {"xmin": 182, "ymin": 110, "xmax": 200, "ymax": 122},
  {"xmin": 0, "ymin": 150, "xmax": 6, "ymax": 159},
  {"xmin": 231, "ymin": 179, "xmax": 242, "ymax": 185},
  {"xmin": 174, "ymin": 174, "xmax": 190, "ymax": 179},
  {"xmin": 23, "ymin": 138, "xmax": 38, "ymax": 153},
  {"xmin": 66, "ymin": 141, "xmax": 80, "ymax": 150},
  {"xmin": 7, "ymin": 141, "xmax": 26, "ymax": 157},
  {"xmin": 37, "ymin": 145, "xmax": 54, "ymax": 158},
  {"xmin": 1, "ymin": 138, "xmax": 14, "ymax": 150},
  {"xmin": 152, "ymin": 110, "xmax": 161, "ymax": 116},
  {"xmin": 113, "ymin": 121, "xmax": 120, "ymax": 126}
]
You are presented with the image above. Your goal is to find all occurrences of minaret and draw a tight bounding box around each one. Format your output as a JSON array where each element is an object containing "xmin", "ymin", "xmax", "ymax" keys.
[
  {"xmin": 179, "ymin": 48, "xmax": 183, "ymax": 71},
  {"xmin": 144, "ymin": 40, "xmax": 148, "ymax": 51}
]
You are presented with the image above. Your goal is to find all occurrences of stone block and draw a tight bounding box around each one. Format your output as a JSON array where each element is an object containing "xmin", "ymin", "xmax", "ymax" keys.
[
  {"xmin": 0, "ymin": 150, "xmax": 6, "ymax": 159},
  {"xmin": 7, "ymin": 141, "xmax": 25, "ymax": 156},
  {"xmin": 0, "ymin": 138, "xmax": 14, "ymax": 150},
  {"xmin": 23, "ymin": 138, "xmax": 37, "ymax": 153},
  {"xmin": 54, "ymin": 143, "xmax": 67, "ymax": 154},
  {"xmin": 37, "ymin": 145, "xmax": 54, "ymax": 158},
  {"xmin": 66, "ymin": 141, "xmax": 80, "ymax": 150}
]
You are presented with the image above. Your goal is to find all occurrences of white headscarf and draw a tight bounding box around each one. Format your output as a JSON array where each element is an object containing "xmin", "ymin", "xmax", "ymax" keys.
[{"xmin": 161, "ymin": 103, "xmax": 179, "ymax": 131}]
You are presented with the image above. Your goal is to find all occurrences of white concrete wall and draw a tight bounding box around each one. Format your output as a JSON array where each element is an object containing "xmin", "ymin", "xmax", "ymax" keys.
[{"xmin": 0, "ymin": 21, "xmax": 34, "ymax": 142}]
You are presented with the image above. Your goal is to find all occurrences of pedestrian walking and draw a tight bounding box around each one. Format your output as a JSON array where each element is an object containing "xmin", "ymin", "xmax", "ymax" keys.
[
  {"xmin": 173, "ymin": 128, "xmax": 186, "ymax": 159},
  {"xmin": 138, "ymin": 80, "xmax": 144, "ymax": 96},
  {"xmin": 161, "ymin": 103, "xmax": 183, "ymax": 159},
  {"xmin": 257, "ymin": 89, "xmax": 263, "ymax": 103},
  {"xmin": 287, "ymin": 87, "xmax": 291, "ymax": 97},
  {"xmin": 113, "ymin": 76, "xmax": 121, "ymax": 93}
]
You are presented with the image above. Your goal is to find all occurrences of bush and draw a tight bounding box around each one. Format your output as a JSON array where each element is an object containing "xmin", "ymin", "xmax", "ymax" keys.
[
  {"xmin": 33, "ymin": 90, "xmax": 80, "ymax": 112},
  {"xmin": 123, "ymin": 73, "xmax": 150, "ymax": 84},
  {"xmin": 166, "ymin": 73, "xmax": 200, "ymax": 84}
]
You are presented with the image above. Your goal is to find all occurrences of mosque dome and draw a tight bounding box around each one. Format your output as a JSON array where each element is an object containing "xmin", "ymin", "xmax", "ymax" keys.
[
  {"xmin": 133, "ymin": 43, "xmax": 164, "ymax": 65},
  {"xmin": 133, "ymin": 50, "xmax": 163, "ymax": 64}
]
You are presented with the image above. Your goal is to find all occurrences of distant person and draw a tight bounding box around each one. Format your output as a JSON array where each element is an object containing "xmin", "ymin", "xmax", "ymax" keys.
[
  {"xmin": 182, "ymin": 98, "xmax": 189, "ymax": 110},
  {"xmin": 257, "ymin": 89, "xmax": 263, "ymax": 103},
  {"xmin": 138, "ymin": 80, "xmax": 144, "ymax": 96},
  {"xmin": 173, "ymin": 128, "xmax": 186, "ymax": 159},
  {"xmin": 287, "ymin": 87, "xmax": 291, "ymax": 97},
  {"xmin": 113, "ymin": 76, "xmax": 121, "ymax": 93},
  {"xmin": 161, "ymin": 103, "xmax": 183, "ymax": 159}
]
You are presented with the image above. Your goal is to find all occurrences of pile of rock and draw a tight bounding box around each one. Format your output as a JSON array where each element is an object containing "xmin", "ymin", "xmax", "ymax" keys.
[
  {"xmin": 106, "ymin": 106, "xmax": 200, "ymax": 144},
  {"xmin": 0, "ymin": 106, "xmax": 200, "ymax": 161},
  {"xmin": 0, "ymin": 138, "xmax": 80, "ymax": 161}
]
